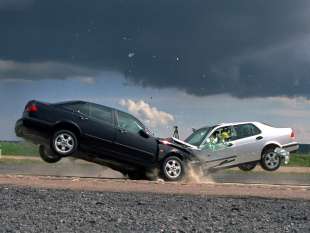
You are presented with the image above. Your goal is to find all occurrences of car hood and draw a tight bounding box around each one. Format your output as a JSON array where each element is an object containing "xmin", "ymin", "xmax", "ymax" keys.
[{"xmin": 158, "ymin": 137, "xmax": 199, "ymax": 150}]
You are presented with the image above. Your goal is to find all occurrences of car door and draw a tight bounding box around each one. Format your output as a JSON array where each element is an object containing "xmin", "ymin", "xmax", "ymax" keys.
[
  {"xmin": 81, "ymin": 103, "xmax": 117, "ymax": 155},
  {"xmin": 198, "ymin": 125, "xmax": 238, "ymax": 169},
  {"xmin": 231, "ymin": 123, "xmax": 264, "ymax": 164},
  {"xmin": 114, "ymin": 110, "xmax": 157, "ymax": 165},
  {"xmin": 63, "ymin": 102, "xmax": 117, "ymax": 155}
]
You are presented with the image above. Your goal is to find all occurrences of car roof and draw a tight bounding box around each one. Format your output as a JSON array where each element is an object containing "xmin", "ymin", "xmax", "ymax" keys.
[
  {"xmin": 55, "ymin": 100, "xmax": 145, "ymax": 126},
  {"xmin": 53, "ymin": 100, "xmax": 84, "ymax": 105},
  {"xmin": 218, "ymin": 121, "xmax": 259, "ymax": 126},
  {"xmin": 55, "ymin": 100, "xmax": 112, "ymax": 108},
  {"xmin": 199, "ymin": 121, "xmax": 260, "ymax": 129}
]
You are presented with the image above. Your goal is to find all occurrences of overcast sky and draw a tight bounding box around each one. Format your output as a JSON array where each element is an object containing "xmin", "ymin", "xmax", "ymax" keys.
[{"xmin": 1, "ymin": 0, "xmax": 310, "ymax": 143}]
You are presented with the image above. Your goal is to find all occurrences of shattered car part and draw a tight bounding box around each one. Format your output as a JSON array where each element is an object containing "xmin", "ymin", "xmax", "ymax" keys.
[{"xmin": 275, "ymin": 147, "xmax": 290, "ymax": 165}]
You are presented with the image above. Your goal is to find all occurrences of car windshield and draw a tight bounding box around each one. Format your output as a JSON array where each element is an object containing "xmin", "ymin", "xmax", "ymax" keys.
[{"xmin": 184, "ymin": 127, "xmax": 212, "ymax": 146}]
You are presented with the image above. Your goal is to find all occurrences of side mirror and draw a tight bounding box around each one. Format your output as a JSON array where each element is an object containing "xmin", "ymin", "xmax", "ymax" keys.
[{"xmin": 139, "ymin": 129, "xmax": 149, "ymax": 138}]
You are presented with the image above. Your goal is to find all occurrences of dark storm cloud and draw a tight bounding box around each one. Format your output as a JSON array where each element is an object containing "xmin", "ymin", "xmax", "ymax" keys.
[
  {"xmin": 1, "ymin": 0, "xmax": 310, "ymax": 98},
  {"xmin": 0, "ymin": 0, "xmax": 34, "ymax": 10}
]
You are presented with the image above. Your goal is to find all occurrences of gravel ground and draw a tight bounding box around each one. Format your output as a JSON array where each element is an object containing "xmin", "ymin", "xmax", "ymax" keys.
[{"xmin": 0, "ymin": 186, "xmax": 309, "ymax": 233}]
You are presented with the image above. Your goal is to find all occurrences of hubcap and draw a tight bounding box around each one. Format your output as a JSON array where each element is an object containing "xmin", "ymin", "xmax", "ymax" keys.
[
  {"xmin": 165, "ymin": 159, "xmax": 181, "ymax": 179},
  {"xmin": 264, "ymin": 152, "xmax": 280, "ymax": 169},
  {"xmin": 54, "ymin": 133, "xmax": 74, "ymax": 154}
]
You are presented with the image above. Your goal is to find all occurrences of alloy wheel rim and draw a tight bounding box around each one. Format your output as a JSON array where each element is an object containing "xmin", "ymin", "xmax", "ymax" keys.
[
  {"xmin": 54, "ymin": 133, "xmax": 74, "ymax": 154},
  {"xmin": 264, "ymin": 152, "xmax": 280, "ymax": 169},
  {"xmin": 165, "ymin": 159, "xmax": 181, "ymax": 178}
]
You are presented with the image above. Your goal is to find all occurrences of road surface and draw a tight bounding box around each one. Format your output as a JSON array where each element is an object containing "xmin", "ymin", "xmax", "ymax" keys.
[{"xmin": 0, "ymin": 157, "xmax": 310, "ymax": 185}]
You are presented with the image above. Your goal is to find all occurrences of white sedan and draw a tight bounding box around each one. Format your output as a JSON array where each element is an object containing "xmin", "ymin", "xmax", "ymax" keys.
[{"xmin": 173, "ymin": 122, "xmax": 299, "ymax": 172}]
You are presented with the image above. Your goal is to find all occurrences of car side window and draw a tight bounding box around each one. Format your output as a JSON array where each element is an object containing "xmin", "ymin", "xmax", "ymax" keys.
[
  {"xmin": 234, "ymin": 124, "xmax": 261, "ymax": 139},
  {"xmin": 117, "ymin": 111, "xmax": 144, "ymax": 134},
  {"xmin": 89, "ymin": 104, "xmax": 113, "ymax": 124},
  {"xmin": 200, "ymin": 126, "xmax": 236, "ymax": 151},
  {"xmin": 252, "ymin": 124, "xmax": 262, "ymax": 135},
  {"xmin": 62, "ymin": 102, "xmax": 90, "ymax": 116}
]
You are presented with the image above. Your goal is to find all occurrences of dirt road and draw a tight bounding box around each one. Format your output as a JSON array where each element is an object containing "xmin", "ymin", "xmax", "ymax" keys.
[
  {"xmin": 0, "ymin": 174, "xmax": 309, "ymax": 200},
  {"xmin": 0, "ymin": 156, "xmax": 309, "ymax": 200},
  {"xmin": 1, "ymin": 157, "xmax": 310, "ymax": 186}
]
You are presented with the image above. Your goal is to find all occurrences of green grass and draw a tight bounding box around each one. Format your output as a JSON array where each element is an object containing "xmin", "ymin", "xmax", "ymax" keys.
[
  {"xmin": 286, "ymin": 153, "xmax": 310, "ymax": 167},
  {"xmin": 0, "ymin": 141, "xmax": 39, "ymax": 156},
  {"xmin": 0, "ymin": 158, "xmax": 42, "ymax": 165}
]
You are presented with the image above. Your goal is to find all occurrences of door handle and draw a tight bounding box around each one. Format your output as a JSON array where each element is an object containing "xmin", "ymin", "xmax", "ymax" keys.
[
  {"xmin": 119, "ymin": 128, "xmax": 127, "ymax": 134},
  {"xmin": 79, "ymin": 116, "xmax": 88, "ymax": 120},
  {"xmin": 256, "ymin": 136, "xmax": 263, "ymax": 140}
]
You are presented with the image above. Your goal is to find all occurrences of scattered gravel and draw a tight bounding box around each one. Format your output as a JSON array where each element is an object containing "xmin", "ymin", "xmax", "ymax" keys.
[{"xmin": 0, "ymin": 185, "xmax": 309, "ymax": 233}]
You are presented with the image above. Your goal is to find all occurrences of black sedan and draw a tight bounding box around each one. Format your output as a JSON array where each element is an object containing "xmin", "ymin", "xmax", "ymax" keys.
[{"xmin": 15, "ymin": 100, "xmax": 199, "ymax": 181}]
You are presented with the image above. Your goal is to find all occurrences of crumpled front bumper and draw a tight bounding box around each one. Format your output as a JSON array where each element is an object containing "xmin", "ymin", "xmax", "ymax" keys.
[{"xmin": 274, "ymin": 148, "xmax": 290, "ymax": 165}]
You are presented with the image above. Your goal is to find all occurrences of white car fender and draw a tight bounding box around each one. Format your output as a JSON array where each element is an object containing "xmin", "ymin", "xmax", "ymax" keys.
[{"xmin": 262, "ymin": 141, "xmax": 281, "ymax": 150}]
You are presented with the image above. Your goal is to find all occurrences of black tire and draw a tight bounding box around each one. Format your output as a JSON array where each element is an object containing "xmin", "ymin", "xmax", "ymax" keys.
[
  {"xmin": 238, "ymin": 162, "xmax": 257, "ymax": 171},
  {"xmin": 161, "ymin": 156, "xmax": 186, "ymax": 182},
  {"xmin": 260, "ymin": 147, "xmax": 281, "ymax": 171},
  {"xmin": 51, "ymin": 130, "xmax": 78, "ymax": 156},
  {"xmin": 39, "ymin": 145, "xmax": 61, "ymax": 163}
]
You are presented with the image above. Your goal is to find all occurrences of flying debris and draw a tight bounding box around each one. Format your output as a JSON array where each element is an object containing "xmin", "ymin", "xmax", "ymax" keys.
[{"xmin": 128, "ymin": 52, "xmax": 135, "ymax": 58}]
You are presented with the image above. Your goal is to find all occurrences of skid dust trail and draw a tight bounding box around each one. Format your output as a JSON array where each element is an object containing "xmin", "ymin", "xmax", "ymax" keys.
[
  {"xmin": 28, "ymin": 157, "xmax": 124, "ymax": 178},
  {"xmin": 186, "ymin": 164, "xmax": 216, "ymax": 184}
]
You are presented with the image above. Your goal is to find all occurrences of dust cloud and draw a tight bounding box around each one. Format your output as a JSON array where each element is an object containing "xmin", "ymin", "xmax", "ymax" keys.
[
  {"xmin": 185, "ymin": 164, "xmax": 216, "ymax": 184},
  {"xmin": 27, "ymin": 157, "xmax": 125, "ymax": 178}
]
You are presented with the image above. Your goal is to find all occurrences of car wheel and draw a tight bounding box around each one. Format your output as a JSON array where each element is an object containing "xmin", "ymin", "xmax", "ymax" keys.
[
  {"xmin": 238, "ymin": 162, "xmax": 257, "ymax": 171},
  {"xmin": 260, "ymin": 147, "xmax": 281, "ymax": 171},
  {"xmin": 51, "ymin": 130, "xmax": 78, "ymax": 156},
  {"xmin": 161, "ymin": 156, "xmax": 186, "ymax": 182},
  {"xmin": 39, "ymin": 145, "xmax": 61, "ymax": 163}
]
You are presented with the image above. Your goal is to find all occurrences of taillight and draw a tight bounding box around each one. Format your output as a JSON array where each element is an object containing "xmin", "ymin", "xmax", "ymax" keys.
[
  {"xmin": 290, "ymin": 130, "xmax": 295, "ymax": 139},
  {"xmin": 26, "ymin": 104, "xmax": 38, "ymax": 113}
]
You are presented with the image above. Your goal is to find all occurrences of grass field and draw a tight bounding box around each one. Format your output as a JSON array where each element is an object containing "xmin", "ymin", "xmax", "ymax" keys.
[
  {"xmin": 0, "ymin": 141, "xmax": 310, "ymax": 167},
  {"xmin": 0, "ymin": 141, "xmax": 39, "ymax": 156},
  {"xmin": 288, "ymin": 154, "xmax": 310, "ymax": 167}
]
